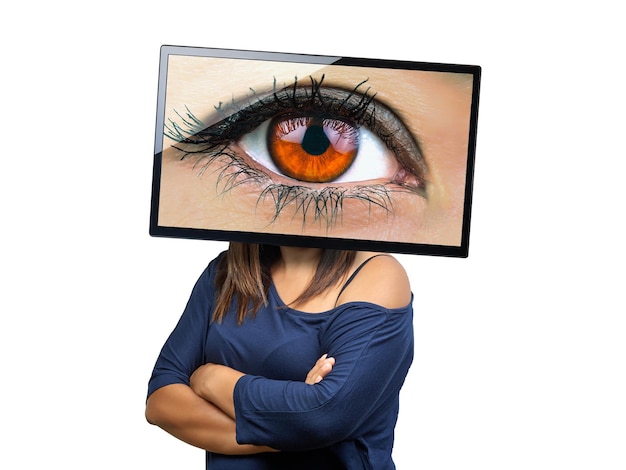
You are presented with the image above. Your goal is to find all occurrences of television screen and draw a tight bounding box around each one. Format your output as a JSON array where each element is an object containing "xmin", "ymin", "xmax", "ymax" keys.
[{"xmin": 150, "ymin": 45, "xmax": 481, "ymax": 257}]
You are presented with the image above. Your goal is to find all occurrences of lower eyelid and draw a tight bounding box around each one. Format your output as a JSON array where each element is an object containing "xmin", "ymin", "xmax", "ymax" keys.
[
  {"xmin": 218, "ymin": 140, "xmax": 419, "ymax": 200},
  {"xmin": 258, "ymin": 182, "xmax": 397, "ymax": 229},
  {"xmin": 172, "ymin": 136, "xmax": 421, "ymax": 202},
  {"xmin": 167, "ymin": 143, "xmax": 424, "ymax": 230}
]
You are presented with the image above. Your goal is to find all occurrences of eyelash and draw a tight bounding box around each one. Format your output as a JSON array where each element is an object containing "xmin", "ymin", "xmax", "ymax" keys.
[
  {"xmin": 164, "ymin": 76, "xmax": 426, "ymax": 228},
  {"xmin": 259, "ymin": 184, "xmax": 397, "ymax": 228}
]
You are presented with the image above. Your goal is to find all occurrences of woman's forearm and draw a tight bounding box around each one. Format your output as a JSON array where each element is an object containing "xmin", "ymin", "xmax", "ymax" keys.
[
  {"xmin": 145, "ymin": 383, "xmax": 275, "ymax": 455},
  {"xmin": 190, "ymin": 363, "xmax": 244, "ymax": 420},
  {"xmin": 189, "ymin": 356, "xmax": 334, "ymax": 420}
]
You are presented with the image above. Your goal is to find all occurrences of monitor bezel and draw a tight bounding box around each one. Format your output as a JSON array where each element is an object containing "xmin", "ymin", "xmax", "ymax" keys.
[{"xmin": 150, "ymin": 45, "xmax": 481, "ymax": 257}]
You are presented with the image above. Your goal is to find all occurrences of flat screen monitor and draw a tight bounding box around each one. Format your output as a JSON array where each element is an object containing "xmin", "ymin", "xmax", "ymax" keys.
[{"xmin": 150, "ymin": 45, "xmax": 481, "ymax": 257}]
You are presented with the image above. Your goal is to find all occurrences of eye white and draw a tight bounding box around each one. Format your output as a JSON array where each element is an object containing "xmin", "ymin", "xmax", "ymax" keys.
[{"xmin": 238, "ymin": 119, "xmax": 400, "ymax": 183}]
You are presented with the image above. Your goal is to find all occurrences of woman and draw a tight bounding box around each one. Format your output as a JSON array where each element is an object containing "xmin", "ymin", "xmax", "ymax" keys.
[{"xmin": 146, "ymin": 243, "xmax": 414, "ymax": 469}]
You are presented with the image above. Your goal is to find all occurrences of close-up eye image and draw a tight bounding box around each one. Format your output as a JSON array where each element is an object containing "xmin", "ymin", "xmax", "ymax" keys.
[{"xmin": 151, "ymin": 46, "xmax": 480, "ymax": 256}]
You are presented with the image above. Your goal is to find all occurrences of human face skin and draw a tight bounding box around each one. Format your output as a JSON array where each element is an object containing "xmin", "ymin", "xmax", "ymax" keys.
[{"xmin": 157, "ymin": 56, "xmax": 474, "ymax": 246}]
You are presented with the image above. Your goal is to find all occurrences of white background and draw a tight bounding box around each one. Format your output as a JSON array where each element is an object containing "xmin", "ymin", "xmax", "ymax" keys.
[{"xmin": 2, "ymin": 1, "xmax": 624, "ymax": 468}]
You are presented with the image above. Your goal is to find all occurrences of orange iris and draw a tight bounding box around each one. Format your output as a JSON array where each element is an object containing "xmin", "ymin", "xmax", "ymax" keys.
[{"xmin": 267, "ymin": 116, "xmax": 359, "ymax": 183}]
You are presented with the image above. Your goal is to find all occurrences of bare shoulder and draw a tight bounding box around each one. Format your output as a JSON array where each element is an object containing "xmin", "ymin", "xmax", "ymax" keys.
[{"xmin": 337, "ymin": 252, "xmax": 412, "ymax": 309}]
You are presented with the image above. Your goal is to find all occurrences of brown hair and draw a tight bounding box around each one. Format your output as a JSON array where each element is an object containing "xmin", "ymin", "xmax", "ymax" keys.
[{"xmin": 213, "ymin": 242, "xmax": 356, "ymax": 324}]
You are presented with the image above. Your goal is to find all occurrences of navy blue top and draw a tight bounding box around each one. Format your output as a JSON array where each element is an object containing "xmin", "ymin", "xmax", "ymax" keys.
[{"xmin": 148, "ymin": 253, "xmax": 414, "ymax": 469}]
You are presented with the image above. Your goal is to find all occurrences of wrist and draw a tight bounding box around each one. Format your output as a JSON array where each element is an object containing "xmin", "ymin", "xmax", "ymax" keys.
[
  {"xmin": 210, "ymin": 365, "xmax": 244, "ymax": 419},
  {"xmin": 190, "ymin": 363, "xmax": 222, "ymax": 400},
  {"xmin": 190, "ymin": 363, "xmax": 244, "ymax": 419}
]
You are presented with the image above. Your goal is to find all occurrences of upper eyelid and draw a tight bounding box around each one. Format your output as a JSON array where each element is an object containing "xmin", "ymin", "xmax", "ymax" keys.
[
  {"xmin": 205, "ymin": 76, "xmax": 375, "ymax": 128},
  {"xmin": 166, "ymin": 76, "xmax": 428, "ymax": 185},
  {"xmin": 167, "ymin": 77, "xmax": 376, "ymax": 143}
]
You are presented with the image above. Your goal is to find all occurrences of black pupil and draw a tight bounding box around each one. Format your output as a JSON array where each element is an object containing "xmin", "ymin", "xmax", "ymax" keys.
[{"xmin": 301, "ymin": 124, "xmax": 330, "ymax": 156}]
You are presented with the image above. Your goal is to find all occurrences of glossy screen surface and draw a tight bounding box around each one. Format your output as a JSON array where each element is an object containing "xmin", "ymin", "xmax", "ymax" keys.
[{"xmin": 150, "ymin": 45, "xmax": 481, "ymax": 257}]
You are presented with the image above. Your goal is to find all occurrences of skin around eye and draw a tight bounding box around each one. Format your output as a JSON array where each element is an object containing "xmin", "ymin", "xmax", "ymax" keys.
[
  {"xmin": 158, "ymin": 58, "xmax": 474, "ymax": 246},
  {"xmin": 239, "ymin": 116, "xmax": 401, "ymax": 184}
]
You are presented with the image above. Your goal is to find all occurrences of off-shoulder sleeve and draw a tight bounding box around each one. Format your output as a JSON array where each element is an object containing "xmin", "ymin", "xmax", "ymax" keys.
[
  {"xmin": 146, "ymin": 255, "xmax": 222, "ymax": 397},
  {"xmin": 233, "ymin": 299, "xmax": 414, "ymax": 451}
]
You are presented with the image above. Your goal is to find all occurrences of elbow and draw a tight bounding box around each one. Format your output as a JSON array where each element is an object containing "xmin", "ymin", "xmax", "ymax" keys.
[
  {"xmin": 145, "ymin": 384, "xmax": 184, "ymax": 429},
  {"xmin": 145, "ymin": 404, "xmax": 157, "ymax": 426},
  {"xmin": 301, "ymin": 388, "xmax": 365, "ymax": 446},
  {"xmin": 306, "ymin": 411, "xmax": 355, "ymax": 447},
  {"xmin": 145, "ymin": 397, "xmax": 159, "ymax": 426},
  {"xmin": 284, "ymin": 423, "xmax": 354, "ymax": 451},
  {"xmin": 280, "ymin": 405, "xmax": 358, "ymax": 450},
  {"xmin": 145, "ymin": 394, "xmax": 168, "ymax": 428}
]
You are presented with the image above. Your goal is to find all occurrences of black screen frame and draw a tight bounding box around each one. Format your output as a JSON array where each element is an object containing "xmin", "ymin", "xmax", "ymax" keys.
[{"xmin": 150, "ymin": 45, "xmax": 481, "ymax": 257}]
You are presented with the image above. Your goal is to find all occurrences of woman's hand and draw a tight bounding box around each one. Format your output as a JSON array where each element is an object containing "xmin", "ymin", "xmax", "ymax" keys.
[{"xmin": 305, "ymin": 354, "xmax": 335, "ymax": 384}]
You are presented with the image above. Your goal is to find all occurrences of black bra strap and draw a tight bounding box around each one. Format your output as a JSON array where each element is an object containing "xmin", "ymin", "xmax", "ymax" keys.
[{"xmin": 335, "ymin": 254, "xmax": 391, "ymax": 306}]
